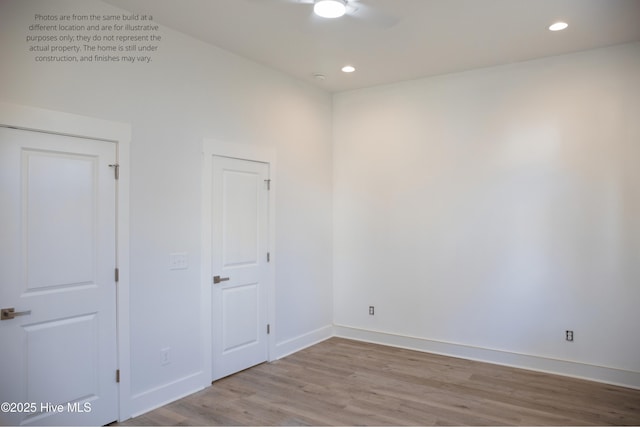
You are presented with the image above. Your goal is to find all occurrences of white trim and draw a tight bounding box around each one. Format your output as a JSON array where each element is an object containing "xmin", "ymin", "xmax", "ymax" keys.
[
  {"xmin": 275, "ymin": 325, "xmax": 334, "ymax": 360},
  {"xmin": 201, "ymin": 139, "xmax": 277, "ymax": 385},
  {"xmin": 129, "ymin": 371, "xmax": 204, "ymax": 418},
  {"xmin": 334, "ymin": 325, "xmax": 640, "ymax": 390},
  {"xmin": 0, "ymin": 102, "xmax": 130, "ymax": 143},
  {"xmin": 0, "ymin": 102, "xmax": 132, "ymax": 420}
]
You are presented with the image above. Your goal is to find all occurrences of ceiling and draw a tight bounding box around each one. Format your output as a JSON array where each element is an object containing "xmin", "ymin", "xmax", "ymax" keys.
[{"xmin": 102, "ymin": 0, "xmax": 640, "ymax": 92}]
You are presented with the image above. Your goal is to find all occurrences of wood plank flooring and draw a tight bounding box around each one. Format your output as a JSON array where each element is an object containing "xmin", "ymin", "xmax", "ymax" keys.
[{"xmin": 118, "ymin": 337, "xmax": 640, "ymax": 425}]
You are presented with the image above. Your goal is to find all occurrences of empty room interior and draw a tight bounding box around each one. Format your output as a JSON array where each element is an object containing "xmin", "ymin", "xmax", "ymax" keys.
[{"xmin": 0, "ymin": 0, "xmax": 639, "ymax": 425}]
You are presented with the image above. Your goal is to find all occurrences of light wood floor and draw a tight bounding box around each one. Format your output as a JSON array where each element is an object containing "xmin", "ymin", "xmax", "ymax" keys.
[{"xmin": 118, "ymin": 337, "xmax": 640, "ymax": 426}]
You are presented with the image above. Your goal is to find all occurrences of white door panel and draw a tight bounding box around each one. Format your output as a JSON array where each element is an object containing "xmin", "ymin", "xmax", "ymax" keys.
[
  {"xmin": 222, "ymin": 170, "xmax": 260, "ymax": 267},
  {"xmin": 25, "ymin": 314, "xmax": 98, "ymax": 405},
  {"xmin": 0, "ymin": 127, "xmax": 118, "ymax": 426},
  {"xmin": 222, "ymin": 283, "xmax": 259, "ymax": 351},
  {"xmin": 212, "ymin": 156, "xmax": 269, "ymax": 381},
  {"xmin": 25, "ymin": 151, "xmax": 97, "ymax": 289}
]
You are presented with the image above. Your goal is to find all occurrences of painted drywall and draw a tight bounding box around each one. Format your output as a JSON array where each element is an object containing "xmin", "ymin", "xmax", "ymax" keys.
[
  {"xmin": 0, "ymin": 0, "xmax": 333, "ymax": 417},
  {"xmin": 2, "ymin": 0, "xmax": 639, "ymax": 418},
  {"xmin": 333, "ymin": 42, "xmax": 640, "ymax": 382}
]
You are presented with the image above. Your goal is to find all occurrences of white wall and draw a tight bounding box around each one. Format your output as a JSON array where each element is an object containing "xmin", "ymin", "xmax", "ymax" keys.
[
  {"xmin": 0, "ymin": 0, "xmax": 333, "ymax": 417},
  {"xmin": 333, "ymin": 42, "xmax": 640, "ymax": 387},
  {"xmin": 2, "ymin": 0, "xmax": 639, "ymax": 417}
]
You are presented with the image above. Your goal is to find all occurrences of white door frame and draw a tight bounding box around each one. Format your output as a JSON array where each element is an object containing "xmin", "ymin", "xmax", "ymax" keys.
[
  {"xmin": 201, "ymin": 139, "xmax": 276, "ymax": 384},
  {"xmin": 0, "ymin": 102, "xmax": 132, "ymax": 421}
]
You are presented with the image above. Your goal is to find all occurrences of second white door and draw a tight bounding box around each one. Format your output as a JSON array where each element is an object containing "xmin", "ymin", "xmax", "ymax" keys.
[{"xmin": 211, "ymin": 156, "xmax": 270, "ymax": 381}]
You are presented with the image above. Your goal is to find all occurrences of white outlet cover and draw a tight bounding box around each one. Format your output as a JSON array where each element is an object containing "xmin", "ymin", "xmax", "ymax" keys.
[
  {"xmin": 169, "ymin": 252, "xmax": 188, "ymax": 270},
  {"xmin": 161, "ymin": 347, "xmax": 171, "ymax": 365}
]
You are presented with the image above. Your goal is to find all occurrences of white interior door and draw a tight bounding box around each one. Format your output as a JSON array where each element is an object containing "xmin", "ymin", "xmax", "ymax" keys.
[
  {"xmin": 211, "ymin": 156, "xmax": 270, "ymax": 381},
  {"xmin": 0, "ymin": 127, "xmax": 118, "ymax": 426}
]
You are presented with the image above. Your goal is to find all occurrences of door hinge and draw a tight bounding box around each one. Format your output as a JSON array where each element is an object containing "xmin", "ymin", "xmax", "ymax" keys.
[
  {"xmin": 116, "ymin": 369, "xmax": 120, "ymax": 383},
  {"xmin": 264, "ymin": 179, "xmax": 271, "ymax": 190},
  {"xmin": 267, "ymin": 252, "xmax": 270, "ymax": 262},
  {"xmin": 109, "ymin": 163, "xmax": 120, "ymax": 180},
  {"xmin": 115, "ymin": 268, "xmax": 119, "ymax": 282},
  {"xmin": 267, "ymin": 324, "xmax": 270, "ymax": 335}
]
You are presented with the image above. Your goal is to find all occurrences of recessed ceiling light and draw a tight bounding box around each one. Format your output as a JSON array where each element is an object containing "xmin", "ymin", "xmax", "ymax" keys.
[
  {"xmin": 548, "ymin": 21, "xmax": 568, "ymax": 31},
  {"xmin": 314, "ymin": 0, "xmax": 347, "ymax": 19},
  {"xmin": 342, "ymin": 65, "xmax": 356, "ymax": 73}
]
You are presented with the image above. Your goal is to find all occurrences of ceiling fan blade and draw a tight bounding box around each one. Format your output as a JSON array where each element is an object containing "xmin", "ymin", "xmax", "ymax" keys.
[
  {"xmin": 243, "ymin": 0, "xmax": 314, "ymax": 4},
  {"xmin": 347, "ymin": 1, "xmax": 401, "ymax": 29}
]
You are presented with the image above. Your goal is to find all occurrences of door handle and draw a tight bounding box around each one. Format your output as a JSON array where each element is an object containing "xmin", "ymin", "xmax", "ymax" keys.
[
  {"xmin": 1, "ymin": 307, "xmax": 32, "ymax": 320},
  {"xmin": 213, "ymin": 276, "xmax": 230, "ymax": 284}
]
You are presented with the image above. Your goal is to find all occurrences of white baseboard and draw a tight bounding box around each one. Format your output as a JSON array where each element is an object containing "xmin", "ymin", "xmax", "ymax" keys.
[
  {"xmin": 127, "ymin": 371, "xmax": 206, "ymax": 420},
  {"xmin": 274, "ymin": 324, "xmax": 334, "ymax": 359},
  {"xmin": 334, "ymin": 325, "xmax": 640, "ymax": 390}
]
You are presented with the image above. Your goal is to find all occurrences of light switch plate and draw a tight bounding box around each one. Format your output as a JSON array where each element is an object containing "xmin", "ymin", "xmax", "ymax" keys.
[{"xmin": 169, "ymin": 252, "xmax": 188, "ymax": 270}]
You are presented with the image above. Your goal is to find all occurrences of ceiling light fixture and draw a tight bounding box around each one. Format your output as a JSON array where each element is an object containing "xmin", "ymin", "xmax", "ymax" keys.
[
  {"xmin": 548, "ymin": 21, "xmax": 568, "ymax": 31},
  {"xmin": 341, "ymin": 65, "xmax": 356, "ymax": 73},
  {"xmin": 314, "ymin": 0, "xmax": 347, "ymax": 19}
]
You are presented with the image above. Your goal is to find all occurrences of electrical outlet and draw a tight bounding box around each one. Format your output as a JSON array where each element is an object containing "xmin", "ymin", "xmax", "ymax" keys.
[
  {"xmin": 369, "ymin": 306, "xmax": 375, "ymax": 315},
  {"xmin": 161, "ymin": 347, "xmax": 171, "ymax": 365},
  {"xmin": 565, "ymin": 330, "xmax": 574, "ymax": 342}
]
